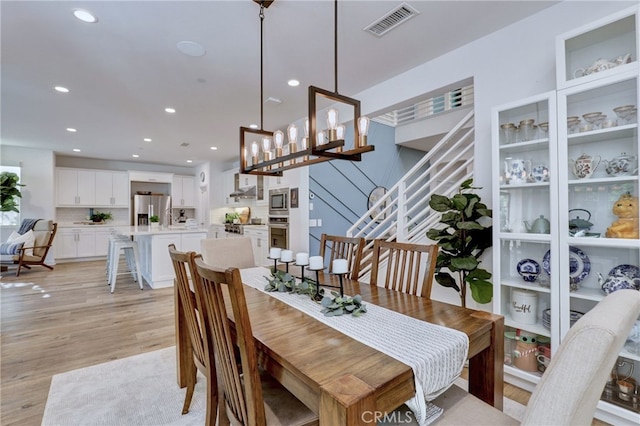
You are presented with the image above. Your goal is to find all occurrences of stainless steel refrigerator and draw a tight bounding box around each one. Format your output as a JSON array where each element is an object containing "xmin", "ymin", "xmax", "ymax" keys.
[{"xmin": 132, "ymin": 195, "xmax": 171, "ymax": 226}]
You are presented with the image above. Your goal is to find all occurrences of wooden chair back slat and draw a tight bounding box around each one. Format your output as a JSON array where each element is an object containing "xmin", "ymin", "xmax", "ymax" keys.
[
  {"xmin": 370, "ymin": 240, "xmax": 439, "ymax": 298},
  {"xmin": 319, "ymin": 234, "xmax": 365, "ymax": 280},
  {"xmin": 194, "ymin": 258, "xmax": 266, "ymax": 426}
]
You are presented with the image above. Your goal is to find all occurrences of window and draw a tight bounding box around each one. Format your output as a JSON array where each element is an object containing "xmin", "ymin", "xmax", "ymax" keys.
[{"xmin": 1, "ymin": 166, "xmax": 22, "ymax": 226}]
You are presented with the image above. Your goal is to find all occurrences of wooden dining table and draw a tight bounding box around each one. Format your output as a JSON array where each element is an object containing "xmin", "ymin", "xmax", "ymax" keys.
[{"xmin": 175, "ymin": 267, "xmax": 504, "ymax": 425}]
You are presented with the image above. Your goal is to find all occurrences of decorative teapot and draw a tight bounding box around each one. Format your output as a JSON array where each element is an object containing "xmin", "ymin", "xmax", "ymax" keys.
[
  {"xmin": 568, "ymin": 208, "xmax": 593, "ymax": 234},
  {"xmin": 598, "ymin": 271, "xmax": 640, "ymax": 294},
  {"xmin": 524, "ymin": 215, "xmax": 550, "ymax": 234},
  {"xmin": 573, "ymin": 54, "xmax": 632, "ymax": 78},
  {"xmin": 570, "ymin": 153, "xmax": 601, "ymax": 179},
  {"xmin": 604, "ymin": 152, "xmax": 638, "ymax": 177}
]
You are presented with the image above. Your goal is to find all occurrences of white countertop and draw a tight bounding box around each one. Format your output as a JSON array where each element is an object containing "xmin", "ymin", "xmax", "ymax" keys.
[{"xmin": 57, "ymin": 223, "xmax": 208, "ymax": 235}]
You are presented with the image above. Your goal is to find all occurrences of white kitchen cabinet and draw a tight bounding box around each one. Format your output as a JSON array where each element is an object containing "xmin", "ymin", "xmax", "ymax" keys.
[
  {"xmin": 94, "ymin": 228, "xmax": 114, "ymax": 257},
  {"xmin": 244, "ymin": 227, "xmax": 268, "ymax": 266},
  {"xmin": 223, "ymin": 169, "xmax": 239, "ymax": 205},
  {"xmin": 210, "ymin": 225, "xmax": 226, "ymax": 239},
  {"xmin": 95, "ymin": 171, "xmax": 129, "ymax": 207},
  {"xmin": 493, "ymin": 44, "xmax": 640, "ymax": 422},
  {"xmin": 56, "ymin": 168, "xmax": 96, "ymax": 206},
  {"xmin": 172, "ymin": 175, "xmax": 196, "ymax": 207},
  {"xmin": 56, "ymin": 227, "xmax": 96, "ymax": 258}
]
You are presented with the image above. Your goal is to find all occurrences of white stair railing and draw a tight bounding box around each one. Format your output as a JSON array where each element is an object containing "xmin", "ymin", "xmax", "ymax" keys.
[{"xmin": 347, "ymin": 109, "xmax": 475, "ymax": 278}]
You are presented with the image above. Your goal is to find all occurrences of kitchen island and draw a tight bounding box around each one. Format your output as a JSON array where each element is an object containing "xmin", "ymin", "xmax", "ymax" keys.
[{"xmin": 114, "ymin": 226, "xmax": 208, "ymax": 289}]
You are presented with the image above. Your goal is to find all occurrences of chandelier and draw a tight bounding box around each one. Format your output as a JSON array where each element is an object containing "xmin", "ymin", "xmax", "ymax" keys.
[{"xmin": 239, "ymin": 0, "xmax": 374, "ymax": 177}]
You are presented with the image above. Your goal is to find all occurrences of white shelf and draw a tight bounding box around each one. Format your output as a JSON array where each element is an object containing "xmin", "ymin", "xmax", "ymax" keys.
[
  {"xmin": 568, "ymin": 175, "xmax": 638, "ymax": 186},
  {"xmin": 568, "ymin": 286, "xmax": 605, "ymax": 302},
  {"xmin": 501, "ymin": 279, "xmax": 552, "ymax": 294},
  {"xmin": 567, "ymin": 236, "xmax": 640, "ymax": 249},
  {"xmin": 504, "ymin": 315, "xmax": 551, "ymax": 337},
  {"xmin": 499, "ymin": 138, "xmax": 550, "ymax": 153},
  {"xmin": 499, "ymin": 181, "xmax": 550, "ymax": 190},
  {"xmin": 498, "ymin": 232, "xmax": 551, "ymax": 243}
]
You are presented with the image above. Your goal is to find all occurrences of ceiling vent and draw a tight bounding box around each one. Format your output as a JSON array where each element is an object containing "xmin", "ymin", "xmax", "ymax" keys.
[
  {"xmin": 364, "ymin": 3, "xmax": 420, "ymax": 37},
  {"xmin": 180, "ymin": 142, "xmax": 190, "ymax": 147}
]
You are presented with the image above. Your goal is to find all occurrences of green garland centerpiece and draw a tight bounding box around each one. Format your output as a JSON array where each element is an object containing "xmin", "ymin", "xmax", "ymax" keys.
[
  {"xmin": 321, "ymin": 292, "xmax": 367, "ymax": 317},
  {"xmin": 264, "ymin": 270, "xmax": 366, "ymax": 316},
  {"xmin": 264, "ymin": 270, "xmax": 323, "ymax": 297}
]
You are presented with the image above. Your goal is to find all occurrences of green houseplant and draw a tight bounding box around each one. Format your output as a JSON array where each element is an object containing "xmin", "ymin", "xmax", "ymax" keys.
[
  {"xmin": 426, "ymin": 179, "xmax": 493, "ymax": 307},
  {"xmin": 0, "ymin": 172, "xmax": 25, "ymax": 213},
  {"xmin": 149, "ymin": 215, "xmax": 159, "ymax": 224},
  {"xmin": 91, "ymin": 211, "xmax": 113, "ymax": 223}
]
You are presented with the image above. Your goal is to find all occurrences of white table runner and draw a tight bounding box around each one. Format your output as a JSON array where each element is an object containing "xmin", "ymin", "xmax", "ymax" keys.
[{"xmin": 240, "ymin": 267, "xmax": 469, "ymax": 425}]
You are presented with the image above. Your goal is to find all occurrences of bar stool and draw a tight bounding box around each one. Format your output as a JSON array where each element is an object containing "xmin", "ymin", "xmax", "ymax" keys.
[
  {"xmin": 106, "ymin": 233, "xmax": 131, "ymax": 280},
  {"xmin": 108, "ymin": 235, "xmax": 143, "ymax": 293}
]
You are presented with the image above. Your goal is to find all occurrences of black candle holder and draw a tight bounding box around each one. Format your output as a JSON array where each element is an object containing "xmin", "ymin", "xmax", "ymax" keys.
[
  {"xmin": 307, "ymin": 265, "xmax": 325, "ymax": 301},
  {"xmin": 294, "ymin": 262, "xmax": 308, "ymax": 282},
  {"xmin": 330, "ymin": 272, "xmax": 346, "ymax": 298},
  {"xmin": 280, "ymin": 260, "xmax": 293, "ymax": 273},
  {"xmin": 267, "ymin": 256, "xmax": 280, "ymax": 274}
]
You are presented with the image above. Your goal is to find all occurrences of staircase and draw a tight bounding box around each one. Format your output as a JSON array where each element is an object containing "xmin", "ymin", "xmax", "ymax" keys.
[{"xmin": 347, "ymin": 109, "xmax": 475, "ymax": 278}]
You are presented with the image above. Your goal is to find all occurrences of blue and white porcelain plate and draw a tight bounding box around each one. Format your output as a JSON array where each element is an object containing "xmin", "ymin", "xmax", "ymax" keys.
[
  {"xmin": 542, "ymin": 246, "xmax": 591, "ymax": 283},
  {"xmin": 517, "ymin": 258, "xmax": 540, "ymax": 275}
]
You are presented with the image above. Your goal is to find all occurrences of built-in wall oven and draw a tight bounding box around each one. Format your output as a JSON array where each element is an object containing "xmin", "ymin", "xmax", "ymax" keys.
[
  {"xmin": 269, "ymin": 188, "xmax": 289, "ymax": 216},
  {"xmin": 268, "ymin": 216, "xmax": 289, "ymax": 249},
  {"xmin": 268, "ymin": 188, "xmax": 289, "ymax": 249}
]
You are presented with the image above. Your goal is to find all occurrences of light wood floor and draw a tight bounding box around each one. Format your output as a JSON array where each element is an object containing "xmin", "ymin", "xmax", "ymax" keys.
[{"xmin": 0, "ymin": 260, "xmax": 608, "ymax": 425}]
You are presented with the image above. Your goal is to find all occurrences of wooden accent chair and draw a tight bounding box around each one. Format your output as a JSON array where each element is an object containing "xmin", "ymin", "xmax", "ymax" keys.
[
  {"xmin": 319, "ymin": 234, "xmax": 365, "ymax": 280},
  {"xmin": 13, "ymin": 220, "xmax": 58, "ymax": 277},
  {"xmin": 428, "ymin": 289, "xmax": 640, "ymax": 424},
  {"xmin": 200, "ymin": 237, "xmax": 256, "ymax": 269},
  {"xmin": 193, "ymin": 258, "xmax": 318, "ymax": 426},
  {"xmin": 369, "ymin": 240, "xmax": 438, "ymax": 298},
  {"xmin": 168, "ymin": 244, "xmax": 218, "ymax": 425}
]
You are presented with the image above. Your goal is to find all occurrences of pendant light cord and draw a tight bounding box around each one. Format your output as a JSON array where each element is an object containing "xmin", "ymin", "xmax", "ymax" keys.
[
  {"xmin": 260, "ymin": 3, "xmax": 265, "ymax": 131},
  {"xmin": 334, "ymin": 0, "xmax": 338, "ymax": 94}
]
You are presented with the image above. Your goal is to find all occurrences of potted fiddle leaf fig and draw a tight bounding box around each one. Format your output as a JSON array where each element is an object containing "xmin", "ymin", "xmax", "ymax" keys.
[
  {"xmin": 426, "ymin": 179, "xmax": 493, "ymax": 307},
  {"xmin": 0, "ymin": 172, "xmax": 25, "ymax": 213}
]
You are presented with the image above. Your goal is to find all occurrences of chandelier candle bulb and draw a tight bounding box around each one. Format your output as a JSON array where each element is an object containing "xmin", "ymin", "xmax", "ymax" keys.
[
  {"xmin": 309, "ymin": 256, "xmax": 324, "ymax": 270},
  {"xmin": 280, "ymin": 250, "xmax": 293, "ymax": 262},
  {"xmin": 269, "ymin": 247, "xmax": 282, "ymax": 259},
  {"xmin": 332, "ymin": 259, "xmax": 348, "ymax": 274},
  {"xmin": 327, "ymin": 108, "xmax": 339, "ymax": 141},
  {"xmin": 296, "ymin": 252, "xmax": 309, "ymax": 266}
]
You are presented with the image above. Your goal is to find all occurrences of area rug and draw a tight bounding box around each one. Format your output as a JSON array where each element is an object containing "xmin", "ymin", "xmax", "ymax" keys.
[{"xmin": 42, "ymin": 347, "xmax": 526, "ymax": 425}]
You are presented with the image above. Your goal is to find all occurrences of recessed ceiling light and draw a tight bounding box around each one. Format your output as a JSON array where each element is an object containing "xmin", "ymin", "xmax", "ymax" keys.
[
  {"xmin": 54, "ymin": 86, "xmax": 69, "ymax": 93},
  {"xmin": 73, "ymin": 9, "xmax": 98, "ymax": 23},
  {"xmin": 73, "ymin": 148, "xmax": 81, "ymax": 152},
  {"xmin": 176, "ymin": 41, "xmax": 206, "ymax": 57},
  {"xmin": 143, "ymin": 138, "xmax": 152, "ymax": 142},
  {"xmin": 210, "ymin": 146, "xmax": 218, "ymax": 150},
  {"xmin": 249, "ymin": 124, "xmax": 258, "ymax": 129},
  {"xmin": 165, "ymin": 107, "xmax": 176, "ymax": 114},
  {"xmin": 186, "ymin": 160, "xmax": 193, "ymax": 163},
  {"xmin": 66, "ymin": 128, "xmax": 77, "ymax": 132},
  {"xmin": 288, "ymin": 79, "xmax": 300, "ymax": 87},
  {"xmin": 132, "ymin": 154, "xmax": 140, "ymax": 158}
]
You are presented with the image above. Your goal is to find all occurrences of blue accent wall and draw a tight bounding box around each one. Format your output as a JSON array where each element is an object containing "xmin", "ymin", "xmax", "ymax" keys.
[{"xmin": 309, "ymin": 121, "xmax": 425, "ymax": 257}]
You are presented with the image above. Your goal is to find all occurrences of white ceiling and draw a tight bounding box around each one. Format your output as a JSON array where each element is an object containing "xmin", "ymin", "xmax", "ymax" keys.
[{"xmin": 1, "ymin": 0, "xmax": 558, "ymax": 168}]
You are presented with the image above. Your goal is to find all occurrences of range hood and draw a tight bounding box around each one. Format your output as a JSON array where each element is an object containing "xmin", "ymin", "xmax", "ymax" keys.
[{"xmin": 229, "ymin": 186, "xmax": 256, "ymax": 199}]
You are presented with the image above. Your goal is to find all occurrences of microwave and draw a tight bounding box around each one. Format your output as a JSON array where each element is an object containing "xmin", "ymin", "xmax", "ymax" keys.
[{"xmin": 269, "ymin": 188, "xmax": 289, "ymax": 216}]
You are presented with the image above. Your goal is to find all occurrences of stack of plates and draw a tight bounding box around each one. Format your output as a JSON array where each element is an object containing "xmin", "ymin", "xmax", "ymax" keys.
[
  {"xmin": 542, "ymin": 309, "xmax": 583, "ymax": 329},
  {"xmin": 543, "ymin": 309, "xmax": 551, "ymax": 329}
]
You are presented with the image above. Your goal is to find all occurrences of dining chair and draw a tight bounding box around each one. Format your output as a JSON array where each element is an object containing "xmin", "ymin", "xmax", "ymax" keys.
[
  {"xmin": 319, "ymin": 234, "xmax": 365, "ymax": 280},
  {"xmin": 168, "ymin": 244, "xmax": 218, "ymax": 425},
  {"xmin": 193, "ymin": 258, "xmax": 318, "ymax": 426},
  {"xmin": 200, "ymin": 237, "xmax": 256, "ymax": 269},
  {"xmin": 369, "ymin": 239, "xmax": 438, "ymax": 298},
  {"xmin": 427, "ymin": 289, "xmax": 640, "ymax": 425}
]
